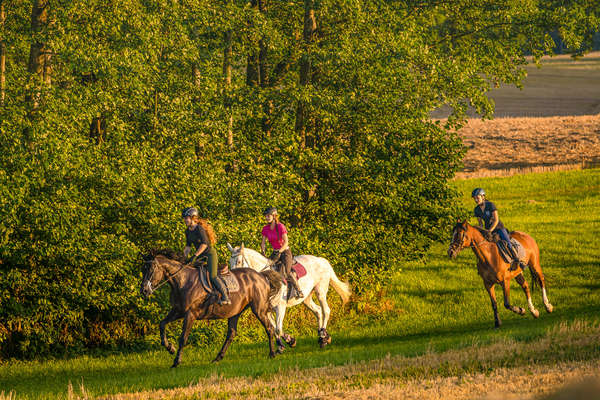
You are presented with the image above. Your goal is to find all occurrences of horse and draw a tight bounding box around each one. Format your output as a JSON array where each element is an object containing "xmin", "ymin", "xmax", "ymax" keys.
[
  {"xmin": 447, "ymin": 220, "xmax": 553, "ymax": 328},
  {"xmin": 227, "ymin": 243, "xmax": 351, "ymax": 351},
  {"xmin": 140, "ymin": 249, "xmax": 283, "ymax": 367}
]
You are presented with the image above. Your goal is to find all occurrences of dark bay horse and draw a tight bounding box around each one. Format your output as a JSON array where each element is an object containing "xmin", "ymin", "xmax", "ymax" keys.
[
  {"xmin": 140, "ymin": 250, "xmax": 283, "ymax": 367},
  {"xmin": 447, "ymin": 221, "xmax": 553, "ymax": 328}
]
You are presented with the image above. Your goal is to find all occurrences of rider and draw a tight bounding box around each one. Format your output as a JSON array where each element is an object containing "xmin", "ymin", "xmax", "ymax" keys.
[
  {"xmin": 260, "ymin": 207, "xmax": 304, "ymax": 299},
  {"xmin": 471, "ymin": 188, "xmax": 525, "ymax": 271},
  {"xmin": 182, "ymin": 207, "xmax": 231, "ymax": 305}
]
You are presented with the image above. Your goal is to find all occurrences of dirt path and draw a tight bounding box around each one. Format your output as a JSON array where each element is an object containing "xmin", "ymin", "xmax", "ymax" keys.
[{"xmin": 456, "ymin": 115, "xmax": 600, "ymax": 178}]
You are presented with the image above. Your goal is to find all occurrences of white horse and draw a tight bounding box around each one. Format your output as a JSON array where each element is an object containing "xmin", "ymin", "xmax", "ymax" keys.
[{"xmin": 227, "ymin": 243, "xmax": 351, "ymax": 351}]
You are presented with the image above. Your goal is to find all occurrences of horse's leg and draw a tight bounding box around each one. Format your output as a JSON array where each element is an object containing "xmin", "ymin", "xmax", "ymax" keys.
[
  {"xmin": 303, "ymin": 296, "xmax": 323, "ymax": 329},
  {"xmin": 172, "ymin": 311, "xmax": 196, "ymax": 368},
  {"xmin": 315, "ymin": 282, "xmax": 332, "ymax": 347},
  {"xmin": 501, "ymin": 280, "xmax": 526, "ymax": 316},
  {"xmin": 213, "ymin": 313, "xmax": 241, "ymax": 363},
  {"xmin": 485, "ymin": 282, "xmax": 502, "ymax": 328},
  {"xmin": 515, "ymin": 273, "xmax": 539, "ymax": 318},
  {"xmin": 273, "ymin": 304, "xmax": 287, "ymax": 353},
  {"xmin": 160, "ymin": 308, "xmax": 183, "ymax": 355},
  {"xmin": 250, "ymin": 300, "xmax": 276, "ymax": 358},
  {"xmin": 530, "ymin": 253, "xmax": 554, "ymax": 313}
]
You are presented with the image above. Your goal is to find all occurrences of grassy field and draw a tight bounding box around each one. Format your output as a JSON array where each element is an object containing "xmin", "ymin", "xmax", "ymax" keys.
[{"xmin": 1, "ymin": 168, "xmax": 599, "ymax": 399}]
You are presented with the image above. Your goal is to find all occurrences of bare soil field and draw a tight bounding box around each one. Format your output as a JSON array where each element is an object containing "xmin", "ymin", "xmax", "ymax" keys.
[
  {"xmin": 432, "ymin": 51, "xmax": 600, "ymax": 178},
  {"xmin": 456, "ymin": 115, "xmax": 600, "ymax": 178}
]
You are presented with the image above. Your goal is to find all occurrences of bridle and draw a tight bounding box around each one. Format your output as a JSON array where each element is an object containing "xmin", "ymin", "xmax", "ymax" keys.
[
  {"xmin": 450, "ymin": 227, "xmax": 487, "ymax": 253},
  {"xmin": 143, "ymin": 258, "xmax": 190, "ymax": 294},
  {"xmin": 232, "ymin": 249, "xmax": 271, "ymax": 272}
]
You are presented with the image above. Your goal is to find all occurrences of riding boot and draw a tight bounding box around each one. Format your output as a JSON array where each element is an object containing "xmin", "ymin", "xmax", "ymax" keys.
[
  {"xmin": 287, "ymin": 273, "xmax": 304, "ymax": 299},
  {"xmin": 212, "ymin": 276, "xmax": 231, "ymax": 305}
]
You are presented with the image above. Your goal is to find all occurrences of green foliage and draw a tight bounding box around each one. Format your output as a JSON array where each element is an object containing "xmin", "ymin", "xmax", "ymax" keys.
[{"xmin": 0, "ymin": 0, "xmax": 598, "ymax": 358}]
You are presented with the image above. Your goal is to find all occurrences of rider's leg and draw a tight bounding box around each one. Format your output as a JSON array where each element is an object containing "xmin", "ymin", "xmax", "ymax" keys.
[
  {"xmin": 282, "ymin": 249, "xmax": 303, "ymax": 298},
  {"xmin": 496, "ymin": 228, "xmax": 524, "ymax": 271},
  {"xmin": 208, "ymin": 247, "xmax": 231, "ymax": 305}
]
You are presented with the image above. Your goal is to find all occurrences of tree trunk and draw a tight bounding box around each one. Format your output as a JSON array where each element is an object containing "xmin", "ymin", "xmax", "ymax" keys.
[
  {"xmin": 26, "ymin": 0, "xmax": 52, "ymax": 113},
  {"xmin": 258, "ymin": 0, "xmax": 272, "ymax": 136},
  {"xmin": 0, "ymin": 1, "xmax": 6, "ymax": 107},
  {"xmin": 295, "ymin": 0, "xmax": 316, "ymax": 149},
  {"xmin": 224, "ymin": 29, "xmax": 233, "ymax": 146}
]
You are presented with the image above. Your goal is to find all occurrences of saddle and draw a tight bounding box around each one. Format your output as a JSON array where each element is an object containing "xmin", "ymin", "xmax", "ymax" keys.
[
  {"xmin": 495, "ymin": 234, "xmax": 526, "ymax": 264},
  {"xmin": 272, "ymin": 259, "xmax": 307, "ymax": 300},
  {"xmin": 198, "ymin": 264, "xmax": 240, "ymax": 297}
]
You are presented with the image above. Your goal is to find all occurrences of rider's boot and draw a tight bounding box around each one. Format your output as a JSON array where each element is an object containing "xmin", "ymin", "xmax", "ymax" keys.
[
  {"xmin": 288, "ymin": 273, "xmax": 304, "ymax": 299},
  {"xmin": 212, "ymin": 276, "xmax": 232, "ymax": 305}
]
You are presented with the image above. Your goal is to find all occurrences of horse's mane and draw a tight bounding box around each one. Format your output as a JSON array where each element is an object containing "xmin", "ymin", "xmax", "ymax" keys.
[{"xmin": 149, "ymin": 248, "xmax": 186, "ymax": 263}]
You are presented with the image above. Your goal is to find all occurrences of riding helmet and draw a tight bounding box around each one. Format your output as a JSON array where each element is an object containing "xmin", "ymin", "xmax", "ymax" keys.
[
  {"xmin": 471, "ymin": 188, "xmax": 485, "ymax": 198},
  {"xmin": 181, "ymin": 207, "xmax": 199, "ymax": 218},
  {"xmin": 263, "ymin": 206, "xmax": 277, "ymax": 216}
]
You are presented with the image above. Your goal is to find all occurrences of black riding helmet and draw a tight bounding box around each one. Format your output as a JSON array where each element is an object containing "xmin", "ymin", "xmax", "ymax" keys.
[
  {"xmin": 181, "ymin": 207, "xmax": 199, "ymax": 218},
  {"xmin": 471, "ymin": 188, "xmax": 485, "ymax": 198},
  {"xmin": 263, "ymin": 206, "xmax": 277, "ymax": 216}
]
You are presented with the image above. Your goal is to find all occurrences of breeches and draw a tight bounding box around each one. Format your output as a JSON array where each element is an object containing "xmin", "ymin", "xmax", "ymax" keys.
[{"xmin": 270, "ymin": 248, "xmax": 293, "ymax": 276}]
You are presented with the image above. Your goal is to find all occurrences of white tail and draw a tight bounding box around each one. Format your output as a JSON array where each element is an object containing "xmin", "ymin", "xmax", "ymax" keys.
[{"xmin": 321, "ymin": 257, "xmax": 351, "ymax": 305}]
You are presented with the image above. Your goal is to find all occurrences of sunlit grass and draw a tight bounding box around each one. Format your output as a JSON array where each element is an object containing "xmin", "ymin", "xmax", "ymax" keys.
[{"xmin": 1, "ymin": 169, "xmax": 599, "ymax": 399}]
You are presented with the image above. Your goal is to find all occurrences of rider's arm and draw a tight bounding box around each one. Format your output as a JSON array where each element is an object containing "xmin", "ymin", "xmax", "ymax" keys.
[
  {"xmin": 488, "ymin": 210, "xmax": 499, "ymax": 231},
  {"xmin": 195, "ymin": 244, "xmax": 207, "ymax": 257},
  {"xmin": 261, "ymin": 235, "xmax": 267, "ymax": 255},
  {"xmin": 279, "ymin": 233, "xmax": 289, "ymax": 251}
]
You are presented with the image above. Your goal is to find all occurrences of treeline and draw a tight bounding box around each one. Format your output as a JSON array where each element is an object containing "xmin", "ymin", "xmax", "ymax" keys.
[{"xmin": 0, "ymin": 0, "xmax": 598, "ymax": 359}]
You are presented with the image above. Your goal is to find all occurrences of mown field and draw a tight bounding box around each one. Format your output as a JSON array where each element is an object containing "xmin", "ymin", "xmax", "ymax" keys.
[{"xmin": 1, "ymin": 168, "xmax": 599, "ymax": 399}]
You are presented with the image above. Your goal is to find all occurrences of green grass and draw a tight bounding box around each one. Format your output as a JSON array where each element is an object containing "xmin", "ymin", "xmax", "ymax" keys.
[{"xmin": 1, "ymin": 168, "xmax": 599, "ymax": 399}]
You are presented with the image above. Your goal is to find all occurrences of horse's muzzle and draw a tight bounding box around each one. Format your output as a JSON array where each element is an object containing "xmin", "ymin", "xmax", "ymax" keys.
[
  {"xmin": 447, "ymin": 246, "xmax": 458, "ymax": 259},
  {"xmin": 141, "ymin": 281, "xmax": 154, "ymax": 298}
]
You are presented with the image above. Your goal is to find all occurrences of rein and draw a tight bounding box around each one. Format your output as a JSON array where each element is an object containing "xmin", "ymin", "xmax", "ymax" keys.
[{"xmin": 147, "ymin": 261, "xmax": 194, "ymax": 292}]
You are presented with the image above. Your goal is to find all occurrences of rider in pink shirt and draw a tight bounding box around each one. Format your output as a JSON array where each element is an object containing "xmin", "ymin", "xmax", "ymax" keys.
[{"xmin": 261, "ymin": 207, "xmax": 303, "ymax": 298}]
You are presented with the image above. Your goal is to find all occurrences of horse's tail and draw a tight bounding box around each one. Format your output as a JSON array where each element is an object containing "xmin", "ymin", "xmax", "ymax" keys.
[
  {"xmin": 260, "ymin": 269, "xmax": 284, "ymax": 300},
  {"xmin": 528, "ymin": 265, "xmax": 543, "ymax": 293},
  {"xmin": 320, "ymin": 258, "xmax": 351, "ymax": 305}
]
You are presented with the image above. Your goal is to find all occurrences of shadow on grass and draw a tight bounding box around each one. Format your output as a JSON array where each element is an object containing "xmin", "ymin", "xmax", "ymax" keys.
[{"xmin": 3, "ymin": 303, "xmax": 599, "ymax": 399}]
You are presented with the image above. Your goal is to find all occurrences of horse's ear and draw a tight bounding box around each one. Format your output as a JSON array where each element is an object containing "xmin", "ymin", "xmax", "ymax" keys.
[
  {"xmin": 227, "ymin": 242, "xmax": 234, "ymax": 252},
  {"xmin": 240, "ymin": 242, "xmax": 245, "ymax": 250},
  {"xmin": 462, "ymin": 219, "xmax": 469, "ymax": 227}
]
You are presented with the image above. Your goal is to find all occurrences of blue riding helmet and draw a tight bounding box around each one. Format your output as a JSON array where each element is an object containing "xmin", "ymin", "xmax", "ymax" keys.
[
  {"xmin": 263, "ymin": 206, "xmax": 277, "ymax": 216},
  {"xmin": 471, "ymin": 188, "xmax": 485, "ymax": 198},
  {"xmin": 181, "ymin": 207, "xmax": 199, "ymax": 218}
]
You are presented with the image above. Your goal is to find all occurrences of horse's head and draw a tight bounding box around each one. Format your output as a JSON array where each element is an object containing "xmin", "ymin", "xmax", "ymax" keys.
[
  {"xmin": 448, "ymin": 219, "xmax": 472, "ymax": 259},
  {"xmin": 227, "ymin": 242, "xmax": 247, "ymax": 270},
  {"xmin": 140, "ymin": 252, "xmax": 167, "ymax": 298}
]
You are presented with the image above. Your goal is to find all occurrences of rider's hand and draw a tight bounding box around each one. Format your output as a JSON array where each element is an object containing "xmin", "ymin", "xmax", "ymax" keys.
[
  {"xmin": 484, "ymin": 230, "xmax": 494, "ymax": 241},
  {"xmin": 188, "ymin": 255, "xmax": 197, "ymax": 264}
]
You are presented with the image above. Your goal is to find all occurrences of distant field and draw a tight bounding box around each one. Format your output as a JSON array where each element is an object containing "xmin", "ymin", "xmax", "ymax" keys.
[
  {"xmin": 1, "ymin": 168, "xmax": 599, "ymax": 399},
  {"xmin": 456, "ymin": 114, "xmax": 600, "ymax": 177},
  {"xmin": 432, "ymin": 51, "xmax": 600, "ymax": 118}
]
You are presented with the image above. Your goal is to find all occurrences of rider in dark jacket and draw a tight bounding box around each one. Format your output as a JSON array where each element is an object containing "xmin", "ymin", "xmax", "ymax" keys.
[
  {"xmin": 471, "ymin": 188, "xmax": 526, "ymax": 271},
  {"xmin": 182, "ymin": 207, "xmax": 231, "ymax": 305}
]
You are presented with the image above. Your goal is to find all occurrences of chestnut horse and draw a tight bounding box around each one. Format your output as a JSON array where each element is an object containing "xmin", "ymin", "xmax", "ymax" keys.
[
  {"xmin": 447, "ymin": 221, "xmax": 553, "ymax": 328},
  {"xmin": 140, "ymin": 250, "xmax": 283, "ymax": 367}
]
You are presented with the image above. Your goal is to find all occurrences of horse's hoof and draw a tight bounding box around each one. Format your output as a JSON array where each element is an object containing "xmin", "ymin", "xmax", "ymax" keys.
[
  {"xmin": 326, "ymin": 336, "xmax": 332, "ymax": 345},
  {"xmin": 211, "ymin": 357, "xmax": 222, "ymax": 363},
  {"xmin": 532, "ymin": 309, "xmax": 540, "ymax": 318},
  {"xmin": 546, "ymin": 304, "xmax": 554, "ymax": 313},
  {"xmin": 276, "ymin": 346, "xmax": 285, "ymax": 354},
  {"xmin": 288, "ymin": 337, "xmax": 297, "ymax": 348},
  {"xmin": 167, "ymin": 346, "xmax": 176, "ymax": 355},
  {"xmin": 494, "ymin": 321, "xmax": 501, "ymax": 329},
  {"xmin": 171, "ymin": 360, "xmax": 180, "ymax": 368},
  {"xmin": 519, "ymin": 307, "xmax": 526, "ymax": 315},
  {"xmin": 269, "ymin": 352, "xmax": 276, "ymax": 358}
]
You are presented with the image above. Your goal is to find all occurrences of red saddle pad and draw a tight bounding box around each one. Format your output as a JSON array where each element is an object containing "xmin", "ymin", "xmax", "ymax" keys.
[{"xmin": 291, "ymin": 262, "xmax": 307, "ymax": 279}]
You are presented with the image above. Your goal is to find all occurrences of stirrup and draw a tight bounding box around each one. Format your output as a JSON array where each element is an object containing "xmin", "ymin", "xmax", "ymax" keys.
[{"xmin": 508, "ymin": 260, "xmax": 520, "ymax": 271}]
